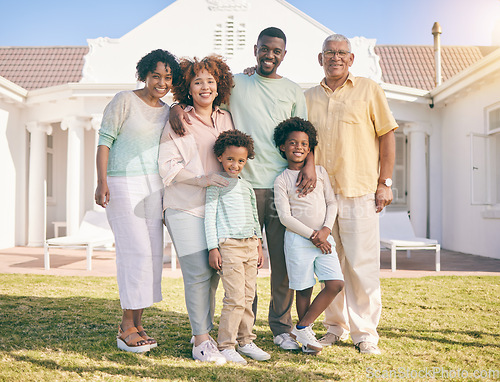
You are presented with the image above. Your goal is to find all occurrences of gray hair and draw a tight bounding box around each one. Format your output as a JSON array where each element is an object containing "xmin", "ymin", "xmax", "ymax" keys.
[{"xmin": 322, "ymin": 34, "xmax": 351, "ymax": 52}]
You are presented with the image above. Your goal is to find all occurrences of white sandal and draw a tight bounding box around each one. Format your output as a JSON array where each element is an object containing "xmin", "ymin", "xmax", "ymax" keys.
[{"xmin": 117, "ymin": 326, "xmax": 151, "ymax": 353}]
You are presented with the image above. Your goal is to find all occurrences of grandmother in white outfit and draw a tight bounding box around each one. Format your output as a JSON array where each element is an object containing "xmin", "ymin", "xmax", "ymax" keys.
[
  {"xmin": 95, "ymin": 49, "xmax": 181, "ymax": 353},
  {"xmin": 158, "ymin": 55, "xmax": 234, "ymax": 364}
]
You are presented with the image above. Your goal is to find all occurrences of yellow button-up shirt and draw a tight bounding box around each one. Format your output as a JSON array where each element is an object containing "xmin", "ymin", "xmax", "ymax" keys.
[{"xmin": 305, "ymin": 74, "xmax": 398, "ymax": 197}]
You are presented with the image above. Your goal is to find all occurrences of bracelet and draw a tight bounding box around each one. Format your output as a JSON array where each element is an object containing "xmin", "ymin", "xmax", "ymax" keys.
[{"xmin": 169, "ymin": 102, "xmax": 179, "ymax": 109}]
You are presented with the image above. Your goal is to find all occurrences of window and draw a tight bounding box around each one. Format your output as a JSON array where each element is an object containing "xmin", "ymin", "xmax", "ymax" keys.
[
  {"xmin": 470, "ymin": 101, "xmax": 500, "ymax": 210},
  {"xmin": 487, "ymin": 103, "xmax": 500, "ymax": 205}
]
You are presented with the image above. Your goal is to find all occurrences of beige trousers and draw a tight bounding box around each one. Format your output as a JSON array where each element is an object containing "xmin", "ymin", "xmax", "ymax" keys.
[
  {"xmin": 323, "ymin": 194, "xmax": 382, "ymax": 344},
  {"xmin": 217, "ymin": 237, "xmax": 259, "ymax": 349}
]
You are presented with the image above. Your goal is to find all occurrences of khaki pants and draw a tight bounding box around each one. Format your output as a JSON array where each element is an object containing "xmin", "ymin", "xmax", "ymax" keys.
[
  {"xmin": 254, "ymin": 188, "xmax": 293, "ymax": 337},
  {"xmin": 323, "ymin": 194, "xmax": 382, "ymax": 344},
  {"xmin": 217, "ymin": 237, "xmax": 259, "ymax": 349}
]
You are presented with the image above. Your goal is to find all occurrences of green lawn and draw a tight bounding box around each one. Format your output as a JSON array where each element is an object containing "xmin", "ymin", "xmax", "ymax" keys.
[{"xmin": 0, "ymin": 275, "xmax": 499, "ymax": 381}]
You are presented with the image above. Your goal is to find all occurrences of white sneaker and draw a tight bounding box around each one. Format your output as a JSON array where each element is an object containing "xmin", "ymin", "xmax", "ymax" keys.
[
  {"xmin": 291, "ymin": 324, "xmax": 323, "ymax": 352},
  {"xmin": 190, "ymin": 335, "xmax": 217, "ymax": 346},
  {"xmin": 192, "ymin": 340, "xmax": 226, "ymax": 365},
  {"xmin": 220, "ymin": 348, "xmax": 247, "ymax": 365},
  {"xmin": 237, "ymin": 342, "xmax": 271, "ymax": 361},
  {"xmin": 273, "ymin": 333, "xmax": 300, "ymax": 350}
]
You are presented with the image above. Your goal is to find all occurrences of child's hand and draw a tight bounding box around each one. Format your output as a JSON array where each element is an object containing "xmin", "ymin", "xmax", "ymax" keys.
[
  {"xmin": 310, "ymin": 227, "xmax": 332, "ymax": 253},
  {"xmin": 317, "ymin": 242, "xmax": 332, "ymax": 254},
  {"xmin": 209, "ymin": 248, "xmax": 222, "ymax": 270},
  {"xmin": 257, "ymin": 240, "xmax": 264, "ymax": 269},
  {"xmin": 310, "ymin": 226, "xmax": 331, "ymax": 244}
]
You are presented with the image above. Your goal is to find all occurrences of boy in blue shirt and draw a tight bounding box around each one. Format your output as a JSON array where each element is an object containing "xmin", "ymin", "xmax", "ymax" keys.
[{"xmin": 205, "ymin": 130, "xmax": 270, "ymax": 365}]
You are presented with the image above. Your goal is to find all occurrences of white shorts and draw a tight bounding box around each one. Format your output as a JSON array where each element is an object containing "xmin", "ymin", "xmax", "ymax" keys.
[{"xmin": 284, "ymin": 230, "xmax": 343, "ymax": 291}]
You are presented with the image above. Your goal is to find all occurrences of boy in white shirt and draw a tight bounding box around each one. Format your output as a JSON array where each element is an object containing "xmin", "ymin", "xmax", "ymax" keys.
[
  {"xmin": 273, "ymin": 117, "xmax": 344, "ymax": 353},
  {"xmin": 205, "ymin": 130, "xmax": 270, "ymax": 365}
]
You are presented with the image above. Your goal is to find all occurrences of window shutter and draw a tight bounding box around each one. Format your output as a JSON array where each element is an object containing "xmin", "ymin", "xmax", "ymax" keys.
[{"xmin": 392, "ymin": 132, "xmax": 407, "ymax": 205}]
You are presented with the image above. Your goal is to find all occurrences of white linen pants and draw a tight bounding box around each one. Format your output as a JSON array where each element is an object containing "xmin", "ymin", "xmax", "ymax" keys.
[
  {"xmin": 164, "ymin": 209, "xmax": 219, "ymax": 336},
  {"xmin": 322, "ymin": 194, "xmax": 382, "ymax": 344},
  {"xmin": 106, "ymin": 174, "xmax": 164, "ymax": 310}
]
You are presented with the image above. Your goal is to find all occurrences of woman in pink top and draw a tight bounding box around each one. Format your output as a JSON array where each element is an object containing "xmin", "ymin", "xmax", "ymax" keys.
[{"xmin": 158, "ymin": 55, "xmax": 234, "ymax": 364}]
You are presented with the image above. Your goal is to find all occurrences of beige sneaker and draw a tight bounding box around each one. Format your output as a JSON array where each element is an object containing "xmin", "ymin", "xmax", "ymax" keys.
[
  {"xmin": 355, "ymin": 341, "xmax": 381, "ymax": 355},
  {"xmin": 318, "ymin": 332, "xmax": 341, "ymax": 346}
]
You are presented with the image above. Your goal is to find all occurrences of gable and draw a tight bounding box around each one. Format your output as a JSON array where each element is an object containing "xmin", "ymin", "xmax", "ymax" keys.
[{"xmin": 81, "ymin": 0, "xmax": 381, "ymax": 85}]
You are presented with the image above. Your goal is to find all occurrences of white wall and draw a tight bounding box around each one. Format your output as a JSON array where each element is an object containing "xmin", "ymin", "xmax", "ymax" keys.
[
  {"xmin": 440, "ymin": 77, "xmax": 500, "ymax": 258},
  {"xmin": 0, "ymin": 101, "xmax": 27, "ymax": 247}
]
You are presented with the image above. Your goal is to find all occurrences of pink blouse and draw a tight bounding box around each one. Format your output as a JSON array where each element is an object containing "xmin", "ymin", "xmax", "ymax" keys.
[{"xmin": 158, "ymin": 106, "xmax": 234, "ymax": 217}]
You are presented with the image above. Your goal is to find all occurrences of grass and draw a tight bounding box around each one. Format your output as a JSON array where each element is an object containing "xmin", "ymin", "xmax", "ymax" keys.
[{"xmin": 0, "ymin": 275, "xmax": 499, "ymax": 381}]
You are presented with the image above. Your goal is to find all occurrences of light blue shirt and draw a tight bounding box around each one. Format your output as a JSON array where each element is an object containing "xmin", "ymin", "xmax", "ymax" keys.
[
  {"xmin": 205, "ymin": 177, "xmax": 262, "ymax": 251},
  {"xmin": 98, "ymin": 91, "xmax": 169, "ymax": 176}
]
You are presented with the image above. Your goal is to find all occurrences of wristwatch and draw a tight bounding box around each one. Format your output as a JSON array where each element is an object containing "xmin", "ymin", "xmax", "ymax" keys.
[{"xmin": 381, "ymin": 178, "xmax": 393, "ymax": 187}]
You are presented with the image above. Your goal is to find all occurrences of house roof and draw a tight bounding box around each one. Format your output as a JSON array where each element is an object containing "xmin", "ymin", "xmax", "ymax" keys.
[
  {"xmin": 0, "ymin": 46, "xmax": 88, "ymax": 90},
  {"xmin": 375, "ymin": 45, "xmax": 498, "ymax": 91},
  {"xmin": 0, "ymin": 45, "xmax": 498, "ymax": 92}
]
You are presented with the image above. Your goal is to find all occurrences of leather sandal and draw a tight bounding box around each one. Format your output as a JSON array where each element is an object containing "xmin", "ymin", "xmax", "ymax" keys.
[
  {"xmin": 137, "ymin": 325, "xmax": 157, "ymax": 348},
  {"xmin": 117, "ymin": 326, "xmax": 150, "ymax": 353}
]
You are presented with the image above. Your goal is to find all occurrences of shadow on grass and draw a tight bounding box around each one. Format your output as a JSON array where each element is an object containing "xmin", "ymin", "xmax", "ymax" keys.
[
  {"xmin": 0, "ymin": 294, "xmax": 339, "ymax": 381},
  {"xmin": 379, "ymin": 326, "xmax": 500, "ymax": 348},
  {"xmin": 7, "ymin": 352, "xmax": 341, "ymax": 381}
]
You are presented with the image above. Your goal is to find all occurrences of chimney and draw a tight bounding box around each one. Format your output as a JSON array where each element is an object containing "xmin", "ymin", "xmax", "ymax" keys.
[{"xmin": 432, "ymin": 22, "xmax": 442, "ymax": 86}]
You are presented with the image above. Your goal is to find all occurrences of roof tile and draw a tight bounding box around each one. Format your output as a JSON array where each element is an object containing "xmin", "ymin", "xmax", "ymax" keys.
[
  {"xmin": 374, "ymin": 45, "xmax": 494, "ymax": 90},
  {"xmin": 0, "ymin": 46, "xmax": 88, "ymax": 90},
  {"xmin": 0, "ymin": 45, "xmax": 496, "ymax": 92}
]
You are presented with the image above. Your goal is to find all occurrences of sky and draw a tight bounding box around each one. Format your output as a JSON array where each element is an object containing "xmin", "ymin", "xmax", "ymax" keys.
[{"xmin": 1, "ymin": 0, "xmax": 499, "ymax": 47}]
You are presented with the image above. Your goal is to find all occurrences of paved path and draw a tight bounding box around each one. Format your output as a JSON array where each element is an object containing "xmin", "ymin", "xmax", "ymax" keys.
[{"xmin": 0, "ymin": 246, "xmax": 499, "ymax": 278}]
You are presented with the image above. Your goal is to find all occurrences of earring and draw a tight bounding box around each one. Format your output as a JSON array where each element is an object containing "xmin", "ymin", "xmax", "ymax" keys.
[{"xmin": 187, "ymin": 94, "xmax": 191, "ymax": 100}]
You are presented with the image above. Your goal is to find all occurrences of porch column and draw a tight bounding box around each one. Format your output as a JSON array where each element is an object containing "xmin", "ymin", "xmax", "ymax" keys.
[
  {"xmin": 61, "ymin": 116, "xmax": 90, "ymax": 235},
  {"xmin": 26, "ymin": 121, "xmax": 52, "ymax": 246},
  {"xmin": 403, "ymin": 122, "xmax": 431, "ymax": 237}
]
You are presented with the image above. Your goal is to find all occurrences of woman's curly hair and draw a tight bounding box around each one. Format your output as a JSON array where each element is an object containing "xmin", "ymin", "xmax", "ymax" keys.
[
  {"xmin": 136, "ymin": 49, "xmax": 181, "ymax": 85},
  {"xmin": 213, "ymin": 130, "xmax": 255, "ymax": 159},
  {"xmin": 273, "ymin": 117, "xmax": 318, "ymax": 159},
  {"xmin": 172, "ymin": 55, "xmax": 234, "ymax": 107}
]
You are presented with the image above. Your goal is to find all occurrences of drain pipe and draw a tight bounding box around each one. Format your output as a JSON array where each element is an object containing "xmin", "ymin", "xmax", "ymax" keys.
[{"xmin": 432, "ymin": 22, "xmax": 442, "ymax": 86}]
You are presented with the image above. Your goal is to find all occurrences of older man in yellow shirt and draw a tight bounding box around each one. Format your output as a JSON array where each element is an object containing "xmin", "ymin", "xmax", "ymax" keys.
[{"xmin": 305, "ymin": 34, "xmax": 398, "ymax": 355}]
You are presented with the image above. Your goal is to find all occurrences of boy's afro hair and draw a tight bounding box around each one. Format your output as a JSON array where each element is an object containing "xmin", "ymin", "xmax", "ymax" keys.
[
  {"xmin": 213, "ymin": 130, "xmax": 255, "ymax": 159},
  {"xmin": 273, "ymin": 117, "xmax": 318, "ymax": 159}
]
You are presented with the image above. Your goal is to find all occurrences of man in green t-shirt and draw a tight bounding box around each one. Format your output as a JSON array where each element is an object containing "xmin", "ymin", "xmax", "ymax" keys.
[{"xmin": 170, "ymin": 27, "xmax": 315, "ymax": 352}]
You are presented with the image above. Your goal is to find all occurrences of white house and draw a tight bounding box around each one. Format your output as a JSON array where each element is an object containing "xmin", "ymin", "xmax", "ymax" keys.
[{"xmin": 1, "ymin": 0, "xmax": 499, "ymax": 258}]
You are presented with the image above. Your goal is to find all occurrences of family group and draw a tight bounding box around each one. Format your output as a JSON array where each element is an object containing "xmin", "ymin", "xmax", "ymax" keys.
[{"xmin": 94, "ymin": 26, "xmax": 398, "ymax": 364}]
